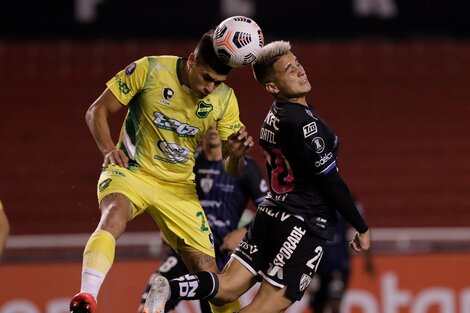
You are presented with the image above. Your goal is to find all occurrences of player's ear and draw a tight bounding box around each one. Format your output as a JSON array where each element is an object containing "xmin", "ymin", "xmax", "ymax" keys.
[
  {"xmin": 265, "ymin": 82, "xmax": 279, "ymax": 95},
  {"xmin": 188, "ymin": 53, "xmax": 196, "ymax": 67}
]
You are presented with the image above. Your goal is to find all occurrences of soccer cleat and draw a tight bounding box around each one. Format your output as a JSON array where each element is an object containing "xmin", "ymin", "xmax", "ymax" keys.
[
  {"xmin": 69, "ymin": 292, "xmax": 97, "ymax": 313},
  {"xmin": 142, "ymin": 276, "xmax": 170, "ymax": 313}
]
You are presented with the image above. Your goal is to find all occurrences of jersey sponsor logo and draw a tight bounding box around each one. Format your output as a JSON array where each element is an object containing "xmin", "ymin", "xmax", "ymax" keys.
[
  {"xmin": 304, "ymin": 109, "xmax": 318, "ymax": 120},
  {"xmin": 303, "ymin": 121, "xmax": 317, "ymax": 138},
  {"xmin": 174, "ymin": 274, "xmax": 199, "ymax": 297},
  {"xmin": 163, "ymin": 87, "xmax": 174, "ymax": 100},
  {"xmin": 125, "ymin": 62, "xmax": 136, "ymax": 75},
  {"xmin": 155, "ymin": 140, "xmax": 190, "ymax": 163},
  {"xmin": 299, "ymin": 273, "xmax": 312, "ymax": 292},
  {"xmin": 196, "ymin": 101, "xmax": 213, "ymax": 118},
  {"xmin": 312, "ymin": 137, "xmax": 325, "ymax": 154},
  {"xmin": 200, "ymin": 200, "xmax": 223, "ymax": 208},
  {"xmin": 238, "ymin": 240, "xmax": 258, "ymax": 255},
  {"xmin": 198, "ymin": 168, "xmax": 220, "ymax": 175},
  {"xmin": 229, "ymin": 122, "xmax": 241, "ymax": 130},
  {"xmin": 268, "ymin": 226, "xmax": 306, "ymax": 280},
  {"xmin": 98, "ymin": 178, "xmax": 112, "ymax": 192},
  {"xmin": 258, "ymin": 206, "xmax": 290, "ymax": 220},
  {"xmin": 113, "ymin": 75, "xmax": 130, "ymax": 94},
  {"xmin": 260, "ymin": 179, "xmax": 269, "ymax": 193},
  {"xmin": 153, "ymin": 112, "xmax": 199, "ymax": 137},
  {"xmin": 264, "ymin": 111, "xmax": 279, "ymax": 130},
  {"xmin": 315, "ymin": 152, "xmax": 333, "ymax": 168}
]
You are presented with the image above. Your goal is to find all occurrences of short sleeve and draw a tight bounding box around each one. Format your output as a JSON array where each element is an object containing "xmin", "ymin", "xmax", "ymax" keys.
[
  {"xmin": 106, "ymin": 56, "xmax": 150, "ymax": 105},
  {"xmin": 216, "ymin": 90, "xmax": 244, "ymax": 140}
]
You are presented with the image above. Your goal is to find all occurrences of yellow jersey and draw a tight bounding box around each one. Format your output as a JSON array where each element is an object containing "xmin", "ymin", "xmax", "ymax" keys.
[{"xmin": 106, "ymin": 56, "xmax": 243, "ymax": 184}]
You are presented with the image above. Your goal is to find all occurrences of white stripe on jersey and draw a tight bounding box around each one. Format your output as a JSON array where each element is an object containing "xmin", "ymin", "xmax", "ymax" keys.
[{"xmin": 123, "ymin": 129, "xmax": 136, "ymax": 160}]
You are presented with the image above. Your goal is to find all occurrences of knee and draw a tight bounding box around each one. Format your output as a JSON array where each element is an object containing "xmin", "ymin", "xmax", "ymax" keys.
[
  {"xmin": 98, "ymin": 195, "xmax": 132, "ymax": 235},
  {"xmin": 212, "ymin": 277, "xmax": 243, "ymax": 304}
]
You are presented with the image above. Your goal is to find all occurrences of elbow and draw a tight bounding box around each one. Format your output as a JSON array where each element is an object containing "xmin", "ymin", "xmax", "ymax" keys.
[{"xmin": 85, "ymin": 106, "xmax": 95, "ymax": 127}]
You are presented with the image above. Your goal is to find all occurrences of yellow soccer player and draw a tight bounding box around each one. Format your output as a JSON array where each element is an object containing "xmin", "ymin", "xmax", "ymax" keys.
[{"xmin": 69, "ymin": 29, "xmax": 253, "ymax": 313}]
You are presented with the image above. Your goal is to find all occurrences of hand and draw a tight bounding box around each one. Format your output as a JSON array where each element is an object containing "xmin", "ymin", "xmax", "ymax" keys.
[
  {"xmin": 220, "ymin": 227, "xmax": 248, "ymax": 254},
  {"xmin": 103, "ymin": 148, "xmax": 129, "ymax": 167},
  {"xmin": 226, "ymin": 126, "xmax": 254, "ymax": 159},
  {"xmin": 349, "ymin": 229, "xmax": 371, "ymax": 253}
]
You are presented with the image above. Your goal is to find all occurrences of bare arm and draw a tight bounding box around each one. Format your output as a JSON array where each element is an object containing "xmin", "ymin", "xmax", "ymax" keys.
[
  {"xmin": 0, "ymin": 207, "xmax": 10, "ymax": 258},
  {"xmin": 221, "ymin": 126, "xmax": 254, "ymax": 176},
  {"xmin": 85, "ymin": 88, "xmax": 128, "ymax": 167}
]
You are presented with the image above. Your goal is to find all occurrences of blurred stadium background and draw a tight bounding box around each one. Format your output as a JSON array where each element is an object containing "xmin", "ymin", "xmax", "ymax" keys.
[{"xmin": 1, "ymin": 1, "xmax": 470, "ymax": 312}]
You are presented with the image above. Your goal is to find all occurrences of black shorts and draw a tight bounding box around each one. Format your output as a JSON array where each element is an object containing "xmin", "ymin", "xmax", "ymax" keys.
[{"xmin": 232, "ymin": 205, "xmax": 326, "ymax": 301}]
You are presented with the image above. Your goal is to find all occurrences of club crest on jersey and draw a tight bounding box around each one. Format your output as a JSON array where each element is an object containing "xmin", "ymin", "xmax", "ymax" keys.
[
  {"xmin": 303, "ymin": 121, "xmax": 317, "ymax": 138},
  {"xmin": 312, "ymin": 137, "xmax": 325, "ymax": 154},
  {"xmin": 163, "ymin": 88, "xmax": 174, "ymax": 100},
  {"xmin": 196, "ymin": 101, "xmax": 213, "ymax": 118},
  {"xmin": 125, "ymin": 62, "xmax": 136, "ymax": 75},
  {"xmin": 299, "ymin": 274, "xmax": 312, "ymax": 292},
  {"xmin": 201, "ymin": 177, "xmax": 214, "ymax": 194}
]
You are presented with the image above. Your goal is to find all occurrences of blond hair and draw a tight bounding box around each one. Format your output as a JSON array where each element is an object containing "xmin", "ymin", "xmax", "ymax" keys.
[{"xmin": 252, "ymin": 41, "xmax": 291, "ymax": 84}]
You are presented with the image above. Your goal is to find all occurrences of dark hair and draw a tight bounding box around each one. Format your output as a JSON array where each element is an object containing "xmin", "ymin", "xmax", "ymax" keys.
[{"xmin": 195, "ymin": 30, "xmax": 232, "ymax": 75}]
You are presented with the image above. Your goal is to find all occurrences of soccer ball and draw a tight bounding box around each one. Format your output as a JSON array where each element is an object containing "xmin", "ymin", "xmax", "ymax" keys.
[{"xmin": 213, "ymin": 16, "xmax": 264, "ymax": 68}]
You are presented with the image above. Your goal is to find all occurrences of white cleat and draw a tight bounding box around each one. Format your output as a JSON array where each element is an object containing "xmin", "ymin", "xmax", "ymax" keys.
[{"xmin": 143, "ymin": 276, "xmax": 170, "ymax": 313}]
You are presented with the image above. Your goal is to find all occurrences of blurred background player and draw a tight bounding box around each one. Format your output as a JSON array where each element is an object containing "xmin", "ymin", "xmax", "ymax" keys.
[
  {"xmin": 308, "ymin": 199, "xmax": 375, "ymax": 313},
  {"xmin": 138, "ymin": 124, "xmax": 267, "ymax": 313},
  {"xmin": 0, "ymin": 200, "xmax": 10, "ymax": 258},
  {"xmin": 142, "ymin": 40, "xmax": 370, "ymax": 313},
  {"xmin": 69, "ymin": 28, "xmax": 254, "ymax": 313}
]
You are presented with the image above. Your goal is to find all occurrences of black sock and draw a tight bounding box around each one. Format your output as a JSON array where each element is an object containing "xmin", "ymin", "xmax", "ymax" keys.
[{"xmin": 169, "ymin": 272, "xmax": 219, "ymax": 300}]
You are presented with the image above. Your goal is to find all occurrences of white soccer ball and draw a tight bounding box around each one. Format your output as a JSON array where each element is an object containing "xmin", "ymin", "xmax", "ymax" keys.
[{"xmin": 213, "ymin": 16, "xmax": 264, "ymax": 68}]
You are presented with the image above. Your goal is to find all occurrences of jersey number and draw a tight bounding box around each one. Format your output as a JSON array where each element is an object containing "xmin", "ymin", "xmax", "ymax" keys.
[
  {"xmin": 158, "ymin": 256, "xmax": 178, "ymax": 273},
  {"xmin": 265, "ymin": 148, "xmax": 295, "ymax": 193},
  {"xmin": 196, "ymin": 211, "xmax": 209, "ymax": 231},
  {"xmin": 306, "ymin": 246, "xmax": 324, "ymax": 272}
]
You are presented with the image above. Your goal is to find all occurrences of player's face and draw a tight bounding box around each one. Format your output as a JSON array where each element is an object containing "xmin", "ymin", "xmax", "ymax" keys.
[
  {"xmin": 188, "ymin": 58, "xmax": 227, "ymax": 99},
  {"xmin": 271, "ymin": 52, "xmax": 311, "ymax": 98}
]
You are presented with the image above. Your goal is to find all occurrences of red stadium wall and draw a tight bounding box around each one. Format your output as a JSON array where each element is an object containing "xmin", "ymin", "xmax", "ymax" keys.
[{"xmin": 0, "ymin": 40, "xmax": 469, "ymax": 234}]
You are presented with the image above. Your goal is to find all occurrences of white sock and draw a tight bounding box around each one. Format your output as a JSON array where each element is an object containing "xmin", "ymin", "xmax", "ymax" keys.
[{"xmin": 81, "ymin": 267, "xmax": 106, "ymax": 299}]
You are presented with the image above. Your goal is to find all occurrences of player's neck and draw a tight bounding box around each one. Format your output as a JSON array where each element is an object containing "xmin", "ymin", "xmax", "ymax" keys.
[
  {"xmin": 179, "ymin": 59, "xmax": 190, "ymax": 88},
  {"xmin": 204, "ymin": 147, "xmax": 223, "ymax": 161},
  {"xmin": 277, "ymin": 95, "xmax": 308, "ymax": 106}
]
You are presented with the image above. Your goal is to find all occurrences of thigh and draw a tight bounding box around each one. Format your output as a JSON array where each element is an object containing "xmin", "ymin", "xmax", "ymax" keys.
[
  {"xmin": 147, "ymin": 181, "xmax": 215, "ymax": 258},
  {"xmin": 216, "ymin": 258, "xmax": 258, "ymax": 303},
  {"xmin": 179, "ymin": 248, "xmax": 218, "ymax": 272},
  {"xmin": 97, "ymin": 165, "xmax": 149, "ymax": 217},
  {"xmin": 241, "ymin": 279, "xmax": 292, "ymax": 313}
]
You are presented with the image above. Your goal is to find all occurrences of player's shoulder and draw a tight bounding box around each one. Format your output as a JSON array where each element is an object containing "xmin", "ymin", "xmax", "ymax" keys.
[{"xmin": 144, "ymin": 55, "xmax": 179, "ymax": 68}]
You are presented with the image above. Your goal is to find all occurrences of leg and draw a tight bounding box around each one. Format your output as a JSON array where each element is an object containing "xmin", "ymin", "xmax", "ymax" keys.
[
  {"xmin": 138, "ymin": 248, "xmax": 188, "ymax": 313},
  {"xmin": 240, "ymin": 280, "xmax": 293, "ymax": 313},
  {"xmin": 143, "ymin": 258, "xmax": 257, "ymax": 313},
  {"xmin": 81, "ymin": 193, "xmax": 133, "ymax": 296},
  {"xmin": 71, "ymin": 193, "xmax": 133, "ymax": 313},
  {"xmin": 178, "ymin": 248, "xmax": 243, "ymax": 313}
]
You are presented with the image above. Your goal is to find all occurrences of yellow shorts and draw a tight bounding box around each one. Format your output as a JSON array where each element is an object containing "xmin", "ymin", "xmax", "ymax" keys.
[{"xmin": 97, "ymin": 165, "xmax": 214, "ymax": 257}]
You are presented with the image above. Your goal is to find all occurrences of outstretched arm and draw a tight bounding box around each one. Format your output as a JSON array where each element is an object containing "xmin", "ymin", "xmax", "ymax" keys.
[
  {"xmin": 85, "ymin": 88, "xmax": 128, "ymax": 167},
  {"xmin": 317, "ymin": 169, "xmax": 371, "ymax": 252}
]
